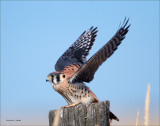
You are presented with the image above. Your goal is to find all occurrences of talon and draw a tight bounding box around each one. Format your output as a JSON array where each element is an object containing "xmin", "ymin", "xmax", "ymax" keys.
[{"xmin": 61, "ymin": 102, "xmax": 80, "ymax": 108}]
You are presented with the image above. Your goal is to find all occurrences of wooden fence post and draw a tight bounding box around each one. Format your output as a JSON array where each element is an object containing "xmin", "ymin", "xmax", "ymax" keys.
[{"xmin": 49, "ymin": 101, "xmax": 110, "ymax": 126}]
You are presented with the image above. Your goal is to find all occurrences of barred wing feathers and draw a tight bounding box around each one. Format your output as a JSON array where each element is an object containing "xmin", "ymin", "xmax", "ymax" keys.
[
  {"xmin": 55, "ymin": 27, "xmax": 98, "ymax": 71},
  {"xmin": 70, "ymin": 18, "xmax": 130, "ymax": 83}
]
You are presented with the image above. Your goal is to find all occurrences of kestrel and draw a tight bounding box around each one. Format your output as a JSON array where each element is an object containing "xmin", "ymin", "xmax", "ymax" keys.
[{"xmin": 46, "ymin": 18, "xmax": 130, "ymax": 121}]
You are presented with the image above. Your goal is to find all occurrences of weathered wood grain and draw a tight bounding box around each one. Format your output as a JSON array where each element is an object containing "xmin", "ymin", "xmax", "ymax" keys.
[{"xmin": 49, "ymin": 101, "xmax": 110, "ymax": 126}]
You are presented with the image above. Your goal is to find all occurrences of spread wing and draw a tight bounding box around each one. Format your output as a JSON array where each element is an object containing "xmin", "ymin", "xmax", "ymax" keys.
[
  {"xmin": 70, "ymin": 18, "xmax": 130, "ymax": 83},
  {"xmin": 55, "ymin": 27, "xmax": 98, "ymax": 71}
]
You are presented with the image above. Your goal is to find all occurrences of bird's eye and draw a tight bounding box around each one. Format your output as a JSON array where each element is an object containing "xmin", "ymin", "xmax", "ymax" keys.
[{"xmin": 62, "ymin": 75, "xmax": 65, "ymax": 78}]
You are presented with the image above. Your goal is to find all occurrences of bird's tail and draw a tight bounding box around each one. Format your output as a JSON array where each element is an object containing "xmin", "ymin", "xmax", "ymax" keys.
[{"xmin": 109, "ymin": 111, "xmax": 119, "ymax": 121}]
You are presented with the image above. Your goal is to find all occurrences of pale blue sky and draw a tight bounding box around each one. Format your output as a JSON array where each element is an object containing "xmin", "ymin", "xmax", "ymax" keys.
[{"xmin": 1, "ymin": 1, "xmax": 159, "ymax": 125}]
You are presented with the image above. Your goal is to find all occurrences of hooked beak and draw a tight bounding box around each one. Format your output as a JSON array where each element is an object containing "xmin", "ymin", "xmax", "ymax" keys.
[
  {"xmin": 46, "ymin": 75, "xmax": 52, "ymax": 82},
  {"xmin": 46, "ymin": 75, "xmax": 51, "ymax": 82},
  {"xmin": 46, "ymin": 78, "xmax": 49, "ymax": 82}
]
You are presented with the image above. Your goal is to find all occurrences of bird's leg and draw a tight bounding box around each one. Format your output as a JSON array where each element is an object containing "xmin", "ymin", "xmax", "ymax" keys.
[{"xmin": 62, "ymin": 102, "xmax": 81, "ymax": 108}]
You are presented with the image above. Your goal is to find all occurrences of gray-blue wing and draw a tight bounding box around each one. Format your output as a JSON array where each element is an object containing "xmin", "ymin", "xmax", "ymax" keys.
[{"xmin": 55, "ymin": 27, "xmax": 98, "ymax": 71}]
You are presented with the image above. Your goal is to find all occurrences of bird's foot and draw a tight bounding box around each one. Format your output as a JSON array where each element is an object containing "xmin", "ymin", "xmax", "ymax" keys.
[{"xmin": 61, "ymin": 102, "xmax": 80, "ymax": 108}]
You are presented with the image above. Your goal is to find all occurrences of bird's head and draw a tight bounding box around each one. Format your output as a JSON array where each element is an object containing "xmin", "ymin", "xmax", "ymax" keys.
[{"xmin": 46, "ymin": 72, "xmax": 66, "ymax": 85}]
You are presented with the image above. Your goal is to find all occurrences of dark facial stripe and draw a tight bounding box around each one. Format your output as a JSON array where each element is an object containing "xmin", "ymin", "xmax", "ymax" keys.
[
  {"xmin": 51, "ymin": 76, "xmax": 54, "ymax": 83},
  {"xmin": 56, "ymin": 75, "xmax": 60, "ymax": 82}
]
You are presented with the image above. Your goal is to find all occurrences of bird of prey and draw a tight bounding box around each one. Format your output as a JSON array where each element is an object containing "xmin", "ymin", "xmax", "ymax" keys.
[{"xmin": 46, "ymin": 18, "xmax": 130, "ymax": 122}]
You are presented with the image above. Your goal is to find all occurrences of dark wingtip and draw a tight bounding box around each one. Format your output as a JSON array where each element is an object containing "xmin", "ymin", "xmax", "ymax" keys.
[
  {"xmin": 87, "ymin": 26, "xmax": 98, "ymax": 34},
  {"xmin": 122, "ymin": 17, "xmax": 129, "ymax": 28},
  {"xmin": 117, "ymin": 17, "xmax": 131, "ymax": 35},
  {"xmin": 122, "ymin": 17, "xmax": 127, "ymax": 26},
  {"xmin": 90, "ymin": 26, "xmax": 94, "ymax": 30},
  {"xmin": 126, "ymin": 24, "xmax": 131, "ymax": 30},
  {"xmin": 91, "ymin": 27, "xmax": 98, "ymax": 36},
  {"xmin": 92, "ymin": 27, "xmax": 98, "ymax": 32}
]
